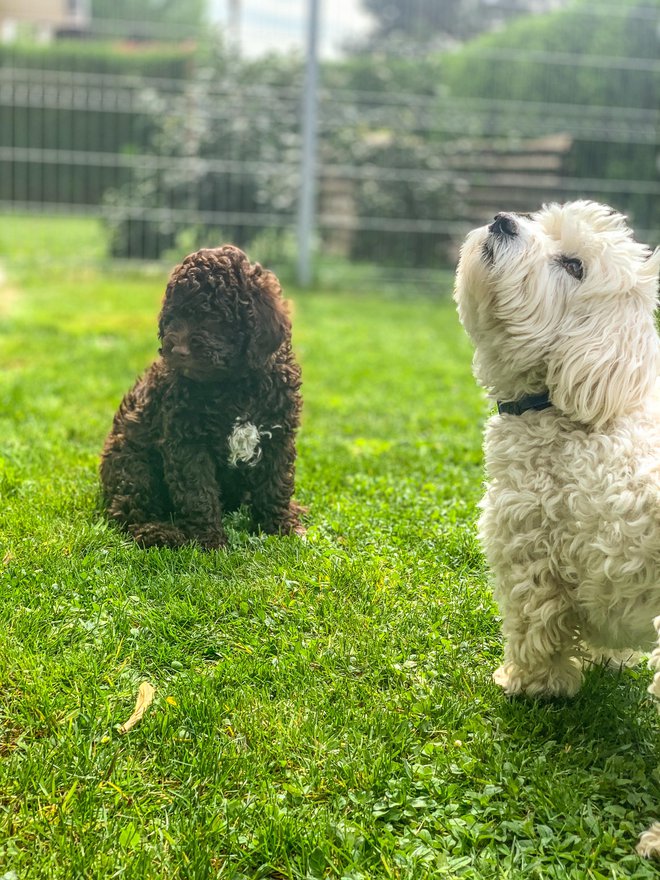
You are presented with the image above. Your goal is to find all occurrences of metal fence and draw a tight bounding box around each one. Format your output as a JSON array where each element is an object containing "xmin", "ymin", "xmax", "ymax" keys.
[{"xmin": 0, "ymin": 1, "xmax": 657, "ymax": 288}]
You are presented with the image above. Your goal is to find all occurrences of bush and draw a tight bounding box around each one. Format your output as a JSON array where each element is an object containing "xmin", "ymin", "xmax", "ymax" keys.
[
  {"xmin": 440, "ymin": 0, "xmax": 659, "ymax": 233},
  {"xmin": 104, "ymin": 53, "xmax": 304, "ymax": 259},
  {"xmin": 0, "ymin": 40, "xmax": 195, "ymax": 207}
]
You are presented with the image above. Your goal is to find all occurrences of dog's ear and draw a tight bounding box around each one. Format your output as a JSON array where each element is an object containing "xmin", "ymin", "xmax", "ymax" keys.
[
  {"xmin": 246, "ymin": 266, "xmax": 291, "ymax": 368},
  {"xmin": 546, "ymin": 294, "xmax": 659, "ymax": 428},
  {"xmin": 157, "ymin": 298, "xmax": 168, "ymax": 341}
]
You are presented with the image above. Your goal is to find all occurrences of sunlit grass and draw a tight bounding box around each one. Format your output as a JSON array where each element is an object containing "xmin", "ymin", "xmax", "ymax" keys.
[{"xmin": 0, "ymin": 215, "xmax": 659, "ymax": 879}]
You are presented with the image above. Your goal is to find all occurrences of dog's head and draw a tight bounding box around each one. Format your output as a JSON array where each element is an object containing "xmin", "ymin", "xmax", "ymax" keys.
[
  {"xmin": 454, "ymin": 200, "xmax": 660, "ymax": 427},
  {"xmin": 158, "ymin": 245, "xmax": 290, "ymax": 381}
]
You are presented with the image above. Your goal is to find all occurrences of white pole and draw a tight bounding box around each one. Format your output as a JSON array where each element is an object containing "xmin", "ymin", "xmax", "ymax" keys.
[
  {"xmin": 227, "ymin": 0, "xmax": 241, "ymax": 52},
  {"xmin": 296, "ymin": 0, "xmax": 320, "ymax": 288}
]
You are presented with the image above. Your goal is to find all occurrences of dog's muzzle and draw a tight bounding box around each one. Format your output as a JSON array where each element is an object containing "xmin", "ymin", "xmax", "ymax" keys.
[{"xmin": 489, "ymin": 213, "xmax": 519, "ymax": 238}]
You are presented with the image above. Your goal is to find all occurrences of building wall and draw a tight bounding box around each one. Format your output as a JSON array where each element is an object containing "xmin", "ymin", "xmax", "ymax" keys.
[{"xmin": 0, "ymin": 0, "xmax": 88, "ymax": 26}]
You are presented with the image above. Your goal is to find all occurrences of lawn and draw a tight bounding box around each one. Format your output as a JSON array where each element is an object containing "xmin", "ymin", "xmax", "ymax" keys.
[{"xmin": 0, "ymin": 215, "xmax": 659, "ymax": 879}]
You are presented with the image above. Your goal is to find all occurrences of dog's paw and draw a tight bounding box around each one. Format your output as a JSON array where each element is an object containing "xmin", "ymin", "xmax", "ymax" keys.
[
  {"xmin": 256, "ymin": 515, "xmax": 306, "ymax": 537},
  {"xmin": 647, "ymin": 671, "xmax": 660, "ymax": 700},
  {"xmin": 493, "ymin": 663, "xmax": 525, "ymax": 695},
  {"xmin": 128, "ymin": 522, "xmax": 226, "ymax": 550},
  {"xmin": 493, "ymin": 659, "xmax": 582, "ymax": 699},
  {"xmin": 129, "ymin": 522, "xmax": 188, "ymax": 548},
  {"xmin": 637, "ymin": 822, "xmax": 660, "ymax": 858},
  {"xmin": 584, "ymin": 646, "xmax": 642, "ymax": 669},
  {"xmin": 194, "ymin": 530, "xmax": 228, "ymax": 551}
]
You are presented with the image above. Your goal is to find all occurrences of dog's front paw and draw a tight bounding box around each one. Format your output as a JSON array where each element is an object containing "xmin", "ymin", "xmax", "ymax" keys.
[
  {"xmin": 493, "ymin": 659, "xmax": 582, "ymax": 699},
  {"xmin": 584, "ymin": 645, "xmax": 642, "ymax": 669},
  {"xmin": 128, "ymin": 522, "xmax": 226, "ymax": 550},
  {"xmin": 194, "ymin": 529, "xmax": 228, "ymax": 551},
  {"xmin": 280, "ymin": 518, "xmax": 306, "ymax": 538},
  {"xmin": 493, "ymin": 663, "xmax": 525, "ymax": 695},
  {"xmin": 129, "ymin": 522, "xmax": 188, "ymax": 548},
  {"xmin": 254, "ymin": 511, "xmax": 306, "ymax": 537},
  {"xmin": 637, "ymin": 823, "xmax": 660, "ymax": 858},
  {"xmin": 647, "ymin": 671, "xmax": 660, "ymax": 700}
]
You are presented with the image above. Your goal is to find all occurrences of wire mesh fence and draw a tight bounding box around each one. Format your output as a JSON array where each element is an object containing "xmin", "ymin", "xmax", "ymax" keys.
[{"xmin": 0, "ymin": 0, "xmax": 657, "ymax": 288}]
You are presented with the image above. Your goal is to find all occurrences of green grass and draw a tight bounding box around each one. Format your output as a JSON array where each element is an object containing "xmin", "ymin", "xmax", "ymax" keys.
[{"xmin": 1, "ymin": 215, "xmax": 659, "ymax": 879}]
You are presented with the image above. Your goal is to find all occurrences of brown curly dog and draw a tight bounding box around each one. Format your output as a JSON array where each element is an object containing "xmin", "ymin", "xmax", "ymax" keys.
[{"xmin": 100, "ymin": 245, "xmax": 304, "ymax": 549}]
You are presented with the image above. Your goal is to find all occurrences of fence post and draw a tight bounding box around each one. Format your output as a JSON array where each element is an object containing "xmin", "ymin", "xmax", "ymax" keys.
[{"xmin": 296, "ymin": 0, "xmax": 320, "ymax": 288}]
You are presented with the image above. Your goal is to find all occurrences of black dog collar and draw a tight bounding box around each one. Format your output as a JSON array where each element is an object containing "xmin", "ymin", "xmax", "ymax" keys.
[{"xmin": 497, "ymin": 390, "xmax": 552, "ymax": 416}]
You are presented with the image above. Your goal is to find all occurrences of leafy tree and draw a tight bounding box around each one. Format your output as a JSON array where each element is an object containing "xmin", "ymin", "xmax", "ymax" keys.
[
  {"xmin": 90, "ymin": 0, "xmax": 207, "ymax": 35},
  {"xmin": 442, "ymin": 0, "xmax": 657, "ymax": 107},
  {"xmin": 440, "ymin": 0, "xmax": 658, "ymax": 232},
  {"xmin": 360, "ymin": 0, "xmax": 566, "ymax": 46}
]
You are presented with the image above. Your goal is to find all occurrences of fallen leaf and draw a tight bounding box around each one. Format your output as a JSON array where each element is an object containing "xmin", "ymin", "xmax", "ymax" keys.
[{"xmin": 117, "ymin": 682, "xmax": 155, "ymax": 735}]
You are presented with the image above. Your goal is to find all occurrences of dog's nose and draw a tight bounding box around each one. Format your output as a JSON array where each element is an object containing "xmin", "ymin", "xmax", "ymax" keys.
[
  {"xmin": 167, "ymin": 342, "xmax": 190, "ymax": 363},
  {"xmin": 489, "ymin": 213, "xmax": 518, "ymax": 237},
  {"xmin": 170, "ymin": 343, "xmax": 190, "ymax": 358}
]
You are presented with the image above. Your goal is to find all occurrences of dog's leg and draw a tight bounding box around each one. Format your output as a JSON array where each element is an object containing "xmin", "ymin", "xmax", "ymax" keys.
[
  {"xmin": 493, "ymin": 571, "xmax": 582, "ymax": 698},
  {"xmin": 247, "ymin": 436, "xmax": 305, "ymax": 536},
  {"xmin": 161, "ymin": 445, "xmax": 227, "ymax": 549},
  {"xmin": 101, "ymin": 445, "xmax": 178, "ymax": 545}
]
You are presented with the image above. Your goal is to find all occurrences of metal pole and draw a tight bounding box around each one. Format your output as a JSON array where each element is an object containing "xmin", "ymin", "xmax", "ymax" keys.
[
  {"xmin": 227, "ymin": 0, "xmax": 241, "ymax": 53},
  {"xmin": 296, "ymin": 0, "xmax": 320, "ymax": 288}
]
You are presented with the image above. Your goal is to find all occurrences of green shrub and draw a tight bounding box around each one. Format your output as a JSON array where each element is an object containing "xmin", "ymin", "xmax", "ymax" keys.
[
  {"xmin": 441, "ymin": 0, "xmax": 659, "ymax": 233},
  {"xmin": 103, "ymin": 54, "xmax": 304, "ymax": 259},
  {"xmin": 0, "ymin": 40, "xmax": 195, "ymax": 207}
]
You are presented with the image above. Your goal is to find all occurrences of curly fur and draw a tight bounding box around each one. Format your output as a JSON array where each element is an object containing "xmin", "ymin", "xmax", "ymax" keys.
[
  {"xmin": 100, "ymin": 244, "xmax": 304, "ymax": 549},
  {"xmin": 455, "ymin": 201, "xmax": 660, "ymax": 855}
]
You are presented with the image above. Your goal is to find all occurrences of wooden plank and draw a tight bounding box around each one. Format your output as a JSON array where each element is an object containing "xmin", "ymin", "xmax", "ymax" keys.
[
  {"xmin": 460, "ymin": 173, "xmax": 564, "ymax": 191},
  {"xmin": 446, "ymin": 154, "xmax": 564, "ymax": 171},
  {"xmin": 443, "ymin": 133, "xmax": 573, "ymax": 156}
]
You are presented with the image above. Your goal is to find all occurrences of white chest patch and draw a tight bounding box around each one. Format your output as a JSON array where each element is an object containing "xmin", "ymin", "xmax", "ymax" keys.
[{"xmin": 227, "ymin": 419, "xmax": 264, "ymax": 467}]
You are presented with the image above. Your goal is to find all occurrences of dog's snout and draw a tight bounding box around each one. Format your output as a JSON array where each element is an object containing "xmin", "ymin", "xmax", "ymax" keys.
[
  {"xmin": 162, "ymin": 333, "xmax": 191, "ymax": 359},
  {"xmin": 489, "ymin": 213, "xmax": 519, "ymax": 237},
  {"xmin": 170, "ymin": 343, "xmax": 190, "ymax": 358}
]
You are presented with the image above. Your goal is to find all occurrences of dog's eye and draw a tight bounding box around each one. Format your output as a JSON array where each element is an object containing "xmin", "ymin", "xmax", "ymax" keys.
[{"xmin": 560, "ymin": 256, "xmax": 584, "ymax": 280}]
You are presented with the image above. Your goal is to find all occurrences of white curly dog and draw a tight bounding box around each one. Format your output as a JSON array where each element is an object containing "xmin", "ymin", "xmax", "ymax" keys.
[{"xmin": 454, "ymin": 200, "xmax": 660, "ymax": 857}]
